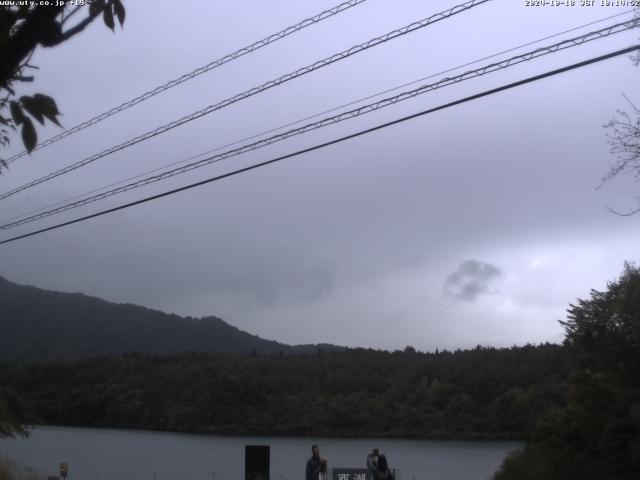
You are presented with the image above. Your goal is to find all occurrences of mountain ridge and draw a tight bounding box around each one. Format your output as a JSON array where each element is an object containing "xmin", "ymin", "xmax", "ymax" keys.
[{"xmin": 0, "ymin": 275, "xmax": 343, "ymax": 362}]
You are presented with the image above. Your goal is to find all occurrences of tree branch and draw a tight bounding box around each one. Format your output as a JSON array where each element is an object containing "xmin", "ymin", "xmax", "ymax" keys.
[
  {"xmin": 54, "ymin": 5, "xmax": 106, "ymax": 45},
  {"xmin": 0, "ymin": 6, "xmax": 63, "ymax": 86},
  {"xmin": 10, "ymin": 75, "xmax": 34, "ymax": 82},
  {"xmin": 60, "ymin": 5, "xmax": 84, "ymax": 27}
]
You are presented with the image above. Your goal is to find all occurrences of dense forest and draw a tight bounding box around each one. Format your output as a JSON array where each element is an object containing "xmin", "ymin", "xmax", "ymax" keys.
[
  {"xmin": 494, "ymin": 264, "xmax": 640, "ymax": 479},
  {"xmin": 0, "ymin": 344, "xmax": 568, "ymax": 439},
  {"xmin": 0, "ymin": 276, "xmax": 339, "ymax": 361}
]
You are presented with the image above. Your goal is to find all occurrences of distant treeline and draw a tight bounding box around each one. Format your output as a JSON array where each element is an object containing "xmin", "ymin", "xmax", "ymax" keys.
[{"xmin": 0, "ymin": 344, "xmax": 569, "ymax": 439}]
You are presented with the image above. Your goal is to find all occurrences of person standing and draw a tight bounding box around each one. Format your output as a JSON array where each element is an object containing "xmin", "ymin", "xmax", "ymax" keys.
[
  {"xmin": 367, "ymin": 451, "xmax": 394, "ymax": 480},
  {"xmin": 306, "ymin": 445, "xmax": 322, "ymax": 480}
]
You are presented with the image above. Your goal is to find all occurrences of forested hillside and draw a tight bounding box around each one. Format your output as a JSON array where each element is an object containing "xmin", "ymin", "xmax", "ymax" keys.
[
  {"xmin": 0, "ymin": 276, "xmax": 338, "ymax": 361},
  {"xmin": 0, "ymin": 344, "xmax": 568, "ymax": 439}
]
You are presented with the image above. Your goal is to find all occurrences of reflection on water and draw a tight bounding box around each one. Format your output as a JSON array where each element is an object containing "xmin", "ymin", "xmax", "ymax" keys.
[{"xmin": 0, "ymin": 426, "xmax": 520, "ymax": 480}]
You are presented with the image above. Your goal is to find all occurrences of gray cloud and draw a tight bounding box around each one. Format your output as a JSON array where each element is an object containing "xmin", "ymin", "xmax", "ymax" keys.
[{"xmin": 444, "ymin": 260, "xmax": 502, "ymax": 302}]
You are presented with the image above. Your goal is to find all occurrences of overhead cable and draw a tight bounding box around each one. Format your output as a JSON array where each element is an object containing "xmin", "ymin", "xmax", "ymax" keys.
[
  {"xmin": 4, "ymin": 8, "xmax": 633, "ymax": 227},
  {"xmin": 0, "ymin": 0, "xmax": 492, "ymax": 201},
  {"xmin": 1, "ymin": 44, "xmax": 638, "ymax": 246},
  {"xmin": 1, "ymin": 18, "xmax": 637, "ymax": 230},
  {"xmin": 3, "ymin": 0, "xmax": 371, "ymax": 165}
]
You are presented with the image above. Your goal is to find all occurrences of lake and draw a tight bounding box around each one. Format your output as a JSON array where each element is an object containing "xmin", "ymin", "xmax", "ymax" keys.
[{"xmin": 0, "ymin": 426, "xmax": 520, "ymax": 480}]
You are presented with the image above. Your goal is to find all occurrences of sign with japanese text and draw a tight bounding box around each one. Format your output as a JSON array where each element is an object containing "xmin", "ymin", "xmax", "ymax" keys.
[{"xmin": 332, "ymin": 469, "xmax": 372, "ymax": 480}]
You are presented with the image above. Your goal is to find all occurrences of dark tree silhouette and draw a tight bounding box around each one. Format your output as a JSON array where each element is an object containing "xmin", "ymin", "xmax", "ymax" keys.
[
  {"xmin": 0, "ymin": 1, "xmax": 125, "ymax": 169},
  {"xmin": 0, "ymin": 387, "xmax": 38, "ymax": 439},
  {"xmin": 494, "ymin": 263, "xmax": 640, "ymax": 480}
]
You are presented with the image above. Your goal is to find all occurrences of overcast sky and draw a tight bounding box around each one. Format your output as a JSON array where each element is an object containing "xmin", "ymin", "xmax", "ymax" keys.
[{"xmin": 1, "ymin": 0, "xmax": 639, "ymax": 351}]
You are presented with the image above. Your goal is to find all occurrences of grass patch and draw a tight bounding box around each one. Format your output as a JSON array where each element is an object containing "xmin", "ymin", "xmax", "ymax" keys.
[{"xmin": 0, "ymin": 456, "xmax": 44, "ymax": 480}]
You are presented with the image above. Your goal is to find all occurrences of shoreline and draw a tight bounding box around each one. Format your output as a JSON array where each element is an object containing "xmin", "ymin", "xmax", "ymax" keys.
[{"xmin": 22, "ymin": 424, "xmax": 525, "ymax": 443}]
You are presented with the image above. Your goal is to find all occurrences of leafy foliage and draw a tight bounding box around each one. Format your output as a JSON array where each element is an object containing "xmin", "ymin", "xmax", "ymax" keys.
[
  {"xmin": 0, "ymin": 387, "xmax": 38, "ymax": 439},
  {"xmin": 0, "ymin": 1, "xmax": 125, "ymax": 168},
  {"xmin": 493, "ymin": 263, "xmax": 640, "ymax": 479}
]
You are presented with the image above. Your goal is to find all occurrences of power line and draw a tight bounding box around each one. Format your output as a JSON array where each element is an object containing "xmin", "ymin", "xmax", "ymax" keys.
[
  {"xmin": 2, "ymin": 18, "xmax": 637, "ymax": 230},
  {"xmin": 0, "ymin": 0, "xmax": 492, "ymax": 201},
  {"xmin": 3, "ymin": 0, "xmax": 370, "ymax": 165},
  {"xmin": 1, "ymin": 44, "xmax": 637, "ymax": 246},
  {"xmin": 3, "ymin": 9, "xmax": 634, "ymax": 227}
]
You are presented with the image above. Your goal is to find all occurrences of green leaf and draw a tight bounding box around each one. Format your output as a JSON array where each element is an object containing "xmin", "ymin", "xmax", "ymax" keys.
[
  {"xmin": 113, "ymin": 0, "xmax": 125, "ymax": 26},
  {"xmin": 21, "ymin": 117, "xmax": 37, "ymax": 153},
  {"xmin": 10, "ymin": 101, "xmax": 25, "ymax": 125},
  {"xmin": 20, "ymin": 96, "xmax": 45, "ymax": 125},
  {"xmin": 31, "ymin": 94, "xmax": 62, "ymax": 127},
  {"xmin": 103, "ymin": 6, "xmax": 115, "ymax": 31},
  {"xmin": 32, "ymin": 94, "xmax": 61, "ymax": 115}
]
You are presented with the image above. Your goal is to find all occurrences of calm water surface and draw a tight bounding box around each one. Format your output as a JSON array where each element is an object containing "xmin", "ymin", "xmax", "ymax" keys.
[{"xmin": 0, "ymin": 426, "xmax": 520, "ymax": 480}]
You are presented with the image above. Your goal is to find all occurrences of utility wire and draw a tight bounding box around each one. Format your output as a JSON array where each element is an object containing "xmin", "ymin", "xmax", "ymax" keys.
[
  {"xmin": 1, "ymin": 44, "xmax": 638, "ymax": 246},
  {"xmin": 0, "ymin": 0, "xmax": 492, "ymax": 201},
  {"xmin": 3, "ymin": 0, "xmax": 370, "ymax": 165},
  {"xmin": 3, "ymin": 8, "xmax": 634, "ymax": 226},
  {"xmin": 1, "ymin": 18, "xmax": 637, "ymax": 230}
]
